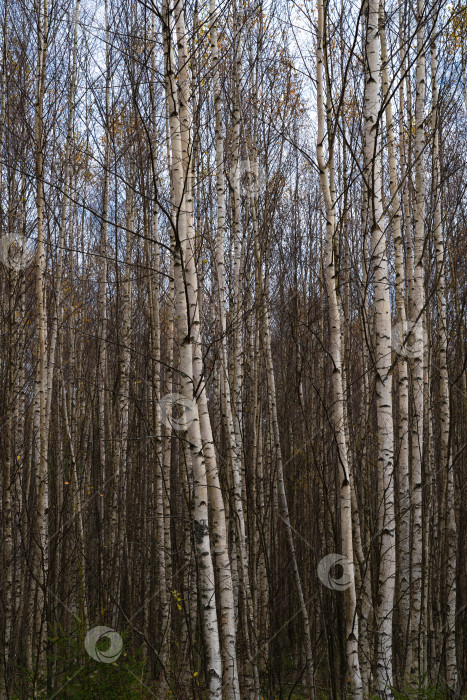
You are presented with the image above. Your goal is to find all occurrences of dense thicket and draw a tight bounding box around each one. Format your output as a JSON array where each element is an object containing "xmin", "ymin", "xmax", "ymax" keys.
[{"xmin": 0, "ymin": 0, "xmax": 466, "ymax": 697}]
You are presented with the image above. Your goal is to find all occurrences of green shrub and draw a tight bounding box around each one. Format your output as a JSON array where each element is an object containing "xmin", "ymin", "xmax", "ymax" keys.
[{"xmin": 13, "ymin": 625, "xmax": 149, "ymax": 699}]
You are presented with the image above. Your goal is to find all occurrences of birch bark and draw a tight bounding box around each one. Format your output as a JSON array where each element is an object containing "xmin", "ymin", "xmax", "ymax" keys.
[
  {"xmin": 380, "ymin": 5, "xmax": 410, "ymax": 677},
  {"xmin": 409, "ymin": 0, "xmax": 427, "ymax": 676},
  {"xmin": 162, "ymin": 2, "xmax": 223, "ymax": 694},
  {"xmin": 316, "ymin": 1, "xmax": 362, "ymax": 695},
  {"xmin": 363, "ymin": 0, "xmax": 395, "ymax": 692}
]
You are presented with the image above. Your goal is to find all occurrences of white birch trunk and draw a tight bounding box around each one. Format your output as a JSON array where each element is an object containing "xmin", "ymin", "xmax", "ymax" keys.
[
  {"xmin": 364, "ymin": 0, "xmax": 396, "ymax": 692},
  {"xmin": 409, "ymin": 0, "xmax": 426, "ymax": 676},
  {"xmin": 380, "ymin": 5, "xmax": 411, "ymax": 677},
  {"xmin": 316, "ymin": 1, "xmax": 362, "ymax": 694},
  {"xmin": 162, "ymin": 3, "xmax": 222, "ymax": 694}
]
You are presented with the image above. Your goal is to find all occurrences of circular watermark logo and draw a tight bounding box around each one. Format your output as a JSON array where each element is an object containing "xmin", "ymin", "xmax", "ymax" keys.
[
  {"xmin": 317, "ymin": 553, "xmax": 354, "ymax": 591},
  {"xmin": 392, "ymin": 319, "xmax": 422, "ymax": 359},
  {"xmin": 238, "ymin": 159, "xmax": 266, "ymax": 198},
  {"xmin": 159, "ymin": 393, "xmax": 196, "ymax": 432},
  {"xmin": 84, "ymin": 626, "xmax": 123, "ymax": 663},
  {"xmin": 0, "ymin": 232, "xmax": 35, "ymax": 271}
]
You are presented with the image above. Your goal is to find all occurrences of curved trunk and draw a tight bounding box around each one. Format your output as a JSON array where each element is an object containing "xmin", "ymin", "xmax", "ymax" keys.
[{"xmin": 316, "ymin": 1, "xmax": 362, "ymax": 695}]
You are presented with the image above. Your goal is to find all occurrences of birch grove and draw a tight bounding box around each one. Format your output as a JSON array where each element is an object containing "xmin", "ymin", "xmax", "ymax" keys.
[{"xmin": 0, "ymin": 0, "xmax": 466, "ymax": 697}]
